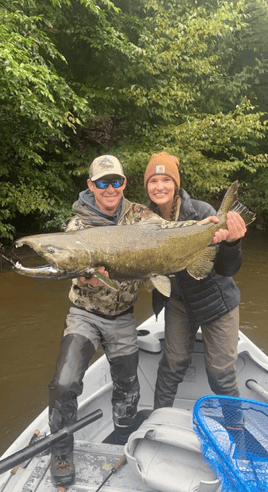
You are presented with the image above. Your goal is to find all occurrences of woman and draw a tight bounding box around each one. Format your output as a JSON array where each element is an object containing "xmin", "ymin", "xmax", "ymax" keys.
[{"xmin": 144, "ymin": 152, "xmax": 247, "ymax": 409}]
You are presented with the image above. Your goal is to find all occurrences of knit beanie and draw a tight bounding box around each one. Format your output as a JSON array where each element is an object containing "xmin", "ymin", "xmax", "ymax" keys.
[{"xmin": 144, "ymin": 152, "xmax": 180, "ymax": 190}]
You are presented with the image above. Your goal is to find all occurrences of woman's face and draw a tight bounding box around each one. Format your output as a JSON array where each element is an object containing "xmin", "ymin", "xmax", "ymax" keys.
[{"xmin": 147, "ymin": 174, "xmax": 176, "ymax": 207}]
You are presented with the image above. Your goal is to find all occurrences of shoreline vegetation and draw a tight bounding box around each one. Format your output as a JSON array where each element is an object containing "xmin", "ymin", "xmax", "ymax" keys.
[{"xmin": 1, "ymin": 0, "xmax": 268, "ymax": 241}]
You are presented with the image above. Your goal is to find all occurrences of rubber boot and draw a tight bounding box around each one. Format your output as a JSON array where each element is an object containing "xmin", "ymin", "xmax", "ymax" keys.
[
  {"xmin": 113, "ymin": 408, "xmax": 153, "ymax": 445},
  {"xmin": 49, "ymin": 333, "xmax": 95, "ymax": 486},
  {"xmin": 109, "ymin": 351, "xmax": 140, "ymax": 445},
  {"xmin": 114, "ymin": 423, "xmax": 137, "ymax": 445},
  {"xmin": 50, "ymin": 446, "xmax": 75, "ymax": 487}
]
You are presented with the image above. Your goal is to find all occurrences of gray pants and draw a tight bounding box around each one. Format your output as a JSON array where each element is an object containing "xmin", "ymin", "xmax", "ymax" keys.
[
  {"xmin": 64, "ymin": 305, "xmax": 139, "ymax": 357},
  {"xmin": 154, "ymin": 296, "xmax": 240, "ymax": 409},
  {"xmin": 49, "ymin": 306, "xmax": 140, "ymax": 448}
]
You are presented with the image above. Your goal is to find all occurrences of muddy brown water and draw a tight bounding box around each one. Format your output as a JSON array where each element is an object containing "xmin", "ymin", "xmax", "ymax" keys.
[{"xmin": 0, "ymin": 228, "xmax": 267, "ymax": 456}]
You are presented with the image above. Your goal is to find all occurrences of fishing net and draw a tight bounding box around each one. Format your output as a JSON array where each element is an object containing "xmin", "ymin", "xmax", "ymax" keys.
[{"xmin": 193, "ymin": 395, "xmax": 268, "ymax": 492}]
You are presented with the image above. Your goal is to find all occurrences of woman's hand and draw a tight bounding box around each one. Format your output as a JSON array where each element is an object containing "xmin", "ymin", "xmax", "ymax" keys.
[
  {"xmin": 198, "ymin": 216, "xmax": 228, "ymax": 244},
  {"xmin": 199, "ymin": 213, "xmax": 247, "ymax": 245},
  {"xmin": 225, "ymin": 212, "xmax": 247, "ymax": 242}
]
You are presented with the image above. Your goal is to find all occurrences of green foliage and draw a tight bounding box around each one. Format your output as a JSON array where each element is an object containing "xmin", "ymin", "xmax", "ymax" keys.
[
  {"xmin": 0, "ymin": 4, "xmax": 90, "ymax": 239},
  {"xmin": 116, "ymin": 0, "xmax": 245, "ymax": 123},
  {"xmin": 117, "ymin": 99, "xmax": 268, "ymax": 205},
  {"xmin": 114, "ymin": 0, "xmax": 268, "ymax": 211},
  {"xmin": 240, "ymin": 167, "xmax": 268, "ymax": 228},
  {"xmin": 1, "ymin": 0, "xmax": 268, "ymax": 241}
]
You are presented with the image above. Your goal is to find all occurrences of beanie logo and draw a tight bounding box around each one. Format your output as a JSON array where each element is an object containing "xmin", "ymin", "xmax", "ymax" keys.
[{"xmin": 156, "ymin": 165, "xmax": 165, "ymax": 174}]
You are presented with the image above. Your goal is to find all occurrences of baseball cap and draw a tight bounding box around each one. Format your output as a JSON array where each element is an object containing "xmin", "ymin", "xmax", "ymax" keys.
[{"xmin": 89, "ymin": 155, "xmax": 126, "ymax": 181}]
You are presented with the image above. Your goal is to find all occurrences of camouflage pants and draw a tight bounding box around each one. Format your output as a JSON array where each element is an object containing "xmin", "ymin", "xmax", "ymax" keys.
[
  {"xmin": 154, "ymin": 297, "xmax": 240, "ymax": 409},
  {"xmin": 49, "ymin": 306, "xmax": 140, "ymax": 448}
]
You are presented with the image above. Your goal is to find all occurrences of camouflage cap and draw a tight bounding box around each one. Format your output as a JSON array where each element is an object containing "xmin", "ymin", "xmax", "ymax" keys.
[{"xmin": 89, "ymin": 155, "xmax": 126, "ymax": 181}]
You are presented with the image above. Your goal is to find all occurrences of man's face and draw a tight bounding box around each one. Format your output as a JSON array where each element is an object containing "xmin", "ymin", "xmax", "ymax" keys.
[{"xmin": 87, "ymin": 176, "xmax": 127, "ymax": 214}]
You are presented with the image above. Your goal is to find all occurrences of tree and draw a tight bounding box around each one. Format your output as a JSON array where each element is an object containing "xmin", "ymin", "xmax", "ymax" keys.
[
  {"xmin": 0, "ymin": 3, "xmax": 91, "ymax": 239},
  {"xmin": 113, "ymin": 0, "xmax": 268, "ymax": 209},
  {"xmin": 0, "ymin": 0, "xmax": 144, "ymax": 239},
  {"xmin": 40, "ymin": 0, "xmax": 268, "ymax": 210},
  {"xmin": 1, "ymin": 0, "xmax": 268, "ymax": 240}
]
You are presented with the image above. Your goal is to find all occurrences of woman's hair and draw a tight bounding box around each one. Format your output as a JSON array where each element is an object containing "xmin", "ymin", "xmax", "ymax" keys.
[{"xmin": 169, "ymin": 189, "xmax": 180, "ymax": 221}]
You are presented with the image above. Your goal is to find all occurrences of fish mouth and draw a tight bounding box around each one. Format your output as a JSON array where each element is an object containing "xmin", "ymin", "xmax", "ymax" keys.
[
  {"xmin": 13, "ymin": 237, "xmax": 63, "ymax": 278},
  {"xmin": 13, "ymin": 261, "xmax": 64, "ymax": 278},
  {"xmin": 14, "ymin": 236, "xmax": 91, "ymax": 279},
  {"xmin": 13, "ymin": 259, "xmax": 90, "ymax": 279},
  {"xmin": 14, "ymin": 237, "xmax": 71, "ymax": 278}
]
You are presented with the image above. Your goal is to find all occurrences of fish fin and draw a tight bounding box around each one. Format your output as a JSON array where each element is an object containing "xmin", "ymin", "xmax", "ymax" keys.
[
  {"xmin": 93, "ymin": 271, "xmax": 119, "ymax": 292},
  {"xmin": 186, "ymin": 246, "xmax": 217, "ymax": 280},
  {"xmin": 217, "ymin": 181, "xmax": 256, "ymax": 226},
  {"xmin": 142, "ymin": 279, "xmax": 155, "ymax": 292},
  {"xmin": 150, "ymin": 275, "xmax": 171, "ymax": 297},
  {"xmin": 217, "ymin": 181, "xmax": 239, "ymax": 217}
]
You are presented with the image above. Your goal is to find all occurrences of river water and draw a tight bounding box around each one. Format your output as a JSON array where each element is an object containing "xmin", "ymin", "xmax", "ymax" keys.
[{"xmin": 0, "ymin": 228, "xmax": 267, "ymax": 455}]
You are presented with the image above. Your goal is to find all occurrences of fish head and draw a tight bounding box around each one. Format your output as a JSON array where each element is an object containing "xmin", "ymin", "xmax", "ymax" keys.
[{"xmin": 14, "ymin": 231, "xmax": 92, "ymax": 278}]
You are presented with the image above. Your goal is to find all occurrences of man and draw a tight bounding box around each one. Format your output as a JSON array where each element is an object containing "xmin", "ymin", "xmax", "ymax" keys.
[
  {"xmin": 48, "ymin": 155, "xmax": 161, "ymax": 487},
  {"xmin": 48, "ymin": 154, "xmax": 228, "ymax": 487}
]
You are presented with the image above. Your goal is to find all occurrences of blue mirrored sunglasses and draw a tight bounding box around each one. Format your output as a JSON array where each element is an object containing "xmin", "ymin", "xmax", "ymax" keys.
[{"xmin": 95, "ymin": 178, "xmax": 124, "ymax": 189}]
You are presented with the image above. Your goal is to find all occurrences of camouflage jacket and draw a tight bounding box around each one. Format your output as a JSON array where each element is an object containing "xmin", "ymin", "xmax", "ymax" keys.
[{"xmin": 65, "ymin": 196, "xmax": 160, "ymax": 316}]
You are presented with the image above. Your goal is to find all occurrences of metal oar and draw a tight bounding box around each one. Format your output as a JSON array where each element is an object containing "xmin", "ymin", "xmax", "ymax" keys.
[
  {"xmin": 0, "ymin": 409, "xmax": 103, "ymax": 475},
  {"xmin": 1, "ymin": 430, "xmax": 40, "ymax": 491},
  {"xmin": 95, "ymin": 454, "xmax": 127, "ymax": 492}
]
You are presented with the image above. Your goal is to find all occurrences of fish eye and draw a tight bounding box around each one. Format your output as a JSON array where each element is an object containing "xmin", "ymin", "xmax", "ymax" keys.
[{"xmin": 47, "ymin": 247, "xmax": 56, "ymax": 254}]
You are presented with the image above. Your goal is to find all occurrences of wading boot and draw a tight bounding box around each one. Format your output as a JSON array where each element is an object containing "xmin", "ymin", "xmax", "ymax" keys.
[
  {"xmin": 49, "ymin": 405, "xmax": 76, "ymax": 486},
  {"xmin": 48, "ymin": 334, "xmax": 95, "ymax": 486},
  {"xmin": 50, "ymin": 447, "xmax": 75, "ymax": 487}
]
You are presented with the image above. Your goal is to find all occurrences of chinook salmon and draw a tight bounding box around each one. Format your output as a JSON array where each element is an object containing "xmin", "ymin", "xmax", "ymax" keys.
[{"xmin": 13, "ymin": 181, "xmax": 255, "ymax": 296}]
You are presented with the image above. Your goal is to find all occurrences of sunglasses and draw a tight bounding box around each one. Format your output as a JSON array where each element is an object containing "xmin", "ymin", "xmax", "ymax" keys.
[{"xmin": 94, "ymin": 178, "xmax": 125, "ymax": 189}]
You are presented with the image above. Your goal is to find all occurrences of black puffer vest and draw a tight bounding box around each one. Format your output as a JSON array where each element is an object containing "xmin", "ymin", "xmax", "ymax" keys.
[{"xmin": 153, "ymin": 189, "xmax": 242, "ymax": 327}]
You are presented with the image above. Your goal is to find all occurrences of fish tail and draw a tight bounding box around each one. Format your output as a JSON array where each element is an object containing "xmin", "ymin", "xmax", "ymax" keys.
[
  {"xmin": 217, "ymin": 181, "xmax": 256, "ymax": 226},
  {"xmin": 229, "ymin": 200, "xmax": 256, "ymax": 226}
]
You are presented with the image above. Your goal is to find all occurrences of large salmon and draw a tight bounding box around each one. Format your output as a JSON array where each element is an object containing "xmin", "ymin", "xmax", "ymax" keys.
[{"xmin": 13, "ymin": 181, "xmax": 255, "ymax": 296}]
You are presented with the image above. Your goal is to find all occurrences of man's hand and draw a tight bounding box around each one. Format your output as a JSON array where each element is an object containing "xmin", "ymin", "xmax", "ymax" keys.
[{"xmin": 79, "ymin": 266, "xmax": 109, "ymax": 287}]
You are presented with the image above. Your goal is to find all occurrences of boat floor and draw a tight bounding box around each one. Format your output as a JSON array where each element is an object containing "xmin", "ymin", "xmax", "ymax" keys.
[{"xmin": 5, "ymin": 441, "xmax": 154, "ymax": 492}]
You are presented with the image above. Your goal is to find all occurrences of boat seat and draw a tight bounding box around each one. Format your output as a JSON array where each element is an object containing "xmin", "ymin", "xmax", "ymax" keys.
[
  {"xmin": 125, "ymin": 408, "xmax": 219, "ymax": 492},
  {"xmin": 137, "ymin": 327, "xmax": 164, "ymax": 353}
]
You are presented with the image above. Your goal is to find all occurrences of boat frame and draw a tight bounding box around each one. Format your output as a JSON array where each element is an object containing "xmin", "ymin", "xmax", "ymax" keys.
[{"xmin": 1, "ymin": 309, "xmax": 268, "ymax": 492}]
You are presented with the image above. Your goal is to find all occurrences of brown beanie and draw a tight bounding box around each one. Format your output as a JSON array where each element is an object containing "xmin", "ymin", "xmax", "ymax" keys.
[{"xmin": 144, "ymin": 152, "xmax": 180, "ymax": 190}]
